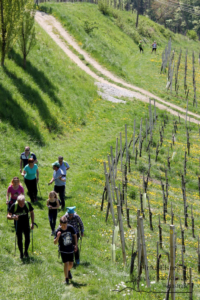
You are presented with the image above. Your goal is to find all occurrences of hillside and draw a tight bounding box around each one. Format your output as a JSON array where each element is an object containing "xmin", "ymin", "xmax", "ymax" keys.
[
  {"xmin": 1, "ymin": 4, "xmax": 200, "ymax": 300},
  {"xmin": 41, "ymin": 2, "xmax": 200, "ymax": 116}
]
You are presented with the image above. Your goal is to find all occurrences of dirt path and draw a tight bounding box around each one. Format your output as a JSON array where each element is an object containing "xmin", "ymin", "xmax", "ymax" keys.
[{"xmin": 35, "ymin": 11, "xmax": 200, "ymax": 124}]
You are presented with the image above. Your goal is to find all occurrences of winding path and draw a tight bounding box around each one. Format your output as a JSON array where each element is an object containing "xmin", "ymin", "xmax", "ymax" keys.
[{"xmin": 35, "ymin": 11, "xmax": 200, "ymax": 124}]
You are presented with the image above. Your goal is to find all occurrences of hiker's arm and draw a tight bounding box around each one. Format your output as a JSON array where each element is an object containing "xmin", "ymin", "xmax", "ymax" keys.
[
  {"xmin": 7, "ymin": 212, "xmax": 19, "ymax": 221},
  {"xmin": 48, "ymin": 177, "xmax": 54, "ymax": 185},
  {"xmin": 54, "ymin": 231, "xmax": 61, "ymax": 244},
  {"xmin": 21, "ymin": 170, "xmax": 26, "ymax": 177},
  {"xmin": 30, "ymin": 211, "xmax": 34, "ymax": 230},
  {"xmin": 6, "ymin": 191, "xmax": 10, "ymax": 204},
  {"xmin": 73, "ymin": 234, "xmax": 77, "ymax": 251}
]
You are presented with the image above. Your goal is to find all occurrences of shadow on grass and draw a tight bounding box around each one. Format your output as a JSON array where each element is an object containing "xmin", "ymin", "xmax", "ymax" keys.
[
  {"xmin": 9, "ymin": 49, "xmax": 63, "ymax": 107},
  {"xmin": 21, "ymin": 256, "xmax": 43, "ymax": 264},
  {"xmin": 70, "ymin": 281, "xmax": 87, "ymax": 288},
  {"xmin": 3, "ymin": 66, "xmax": 61, "ymax": 133},
  {"xmin": 0, "ymin": 83, "xmax": 44, "ymax": 145}
]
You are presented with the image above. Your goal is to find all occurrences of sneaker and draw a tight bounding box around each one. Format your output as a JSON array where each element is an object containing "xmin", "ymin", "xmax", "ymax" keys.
[
  {"xmin": 65, "ymin": 278, "xmax": 69, "ymax": 284},
  {"xmin": 51, "ymin": 231, "xmax": 54, "ymax": 236},
  {"xmin": 68, "ymin": 270, "xmax": 72, "ymax": 280},
  {"xmin": 76, "ymin": 259, "xmax": 80, "ymax": 265}
]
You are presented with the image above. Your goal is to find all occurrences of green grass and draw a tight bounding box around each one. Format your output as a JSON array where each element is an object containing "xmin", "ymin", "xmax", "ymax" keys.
[
  {"xmin": 1, "ymin": 9, "xmax": 200, "ymax": 300},
  {"xmin": 41, "ymin": 2, "xmax": 200, "ymax": 117}
]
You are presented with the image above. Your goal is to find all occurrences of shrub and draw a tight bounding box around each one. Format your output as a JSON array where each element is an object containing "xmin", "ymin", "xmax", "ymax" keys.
[
  {"xmin": 84, "ymin": 21, "xmax": 98, "ymax": 35},
  {"xmin": 98, "ymin": 0, "xmax": 110, "ymax": 16},
  {"xmin": 129, "ymin": 186, "xmax": 137, "ymax": 200},
  {"xmin": 186, "ymin": 30, "xmax": 197, "ymax": 41}
]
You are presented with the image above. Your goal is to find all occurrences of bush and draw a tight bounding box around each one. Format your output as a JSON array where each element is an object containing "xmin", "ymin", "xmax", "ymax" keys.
[
  {"xmin": 98, "ymin": 0, "xmax": 110, "ymax": 16},
  {"xmin": 186, "ymin": 30, "xmax": 197, "ymax": 41},
  {"xmin": 129, "ymin": 186, "xmax": 137, "ymax": 200},
  {"xmin": 84, "ymin": 21, "xmax": 98, "ymax": 35}
]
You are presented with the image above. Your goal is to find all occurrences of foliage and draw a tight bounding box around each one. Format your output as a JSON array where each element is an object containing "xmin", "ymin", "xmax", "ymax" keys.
[
  {"xmin": 187, "ymin": 29, "xmax": 198, "ymax": 41},
  {"xmin": 83, "ymin": 20, "xmax": 98, "ymax": 35},
  {"xmin": 98, "ymin": 0, "xmax": 110, "ymax": 16},
  {"xmin": 17, "ymin": 0, "xmax": 36, "ymax": 68}
]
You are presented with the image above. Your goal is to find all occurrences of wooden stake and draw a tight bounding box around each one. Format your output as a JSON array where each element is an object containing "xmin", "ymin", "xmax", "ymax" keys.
[
  {"xmin": 117, "ymin": 205, "xmax": 126, "ymax": 265},
  {"xmin": 170, "ymin": 225, "xmax": 175, "ymax": 300}
]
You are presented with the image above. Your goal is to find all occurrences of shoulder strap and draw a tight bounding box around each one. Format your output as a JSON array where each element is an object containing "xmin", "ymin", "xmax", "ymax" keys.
[
  {"xmin": 63, "ymin": 161, "xmax": 67, "ymax": 167},
  {"xmin": 14, "ymin": 201, "xmax": 29, "ymax": 213}
]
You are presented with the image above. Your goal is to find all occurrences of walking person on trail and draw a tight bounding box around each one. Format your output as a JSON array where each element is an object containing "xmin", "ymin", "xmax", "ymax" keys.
[
  {"xmin": 65, "ymin": 206, "xmax": 84, "ymax": 265},
  {"xmin": 47, "ymin": 191, "xmax": 60, "ymax": 236},
  {"xmin": 21, "ymin": 158, "xmax": 39, "ymax": 203},
  {"xmin": 48, "ymin": 162, "xmax": 66, "ymax": 209},
  {"xmin": 6, "ymin": 177, "xmax": 24, "ymax": 211},
  {"xmin": 58, "ymin": 156, "xmax": 70, "ymax": 176},
  {"xmin": 151, "ymin": 41, "xmax": 157, "ymax": 53},
  {"xmin": 20, "ymin": 146, "xmax": 37, "ymax": 173},
  {"xmin": 138, "ymin": 40, "xmax": 143, "ymax": 53},
  {"xmin": 54, "ymin": 216, "xmax": 77, "ymax": 284},
  {"xmin": 7, "ymin": 194, "xmax": 34, "ymax": 259}
]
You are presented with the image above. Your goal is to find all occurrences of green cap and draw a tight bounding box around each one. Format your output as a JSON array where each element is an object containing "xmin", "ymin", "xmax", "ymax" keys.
[{"xmin": 52, "ymin": 162, "xmax": 60, "ymax": 168}]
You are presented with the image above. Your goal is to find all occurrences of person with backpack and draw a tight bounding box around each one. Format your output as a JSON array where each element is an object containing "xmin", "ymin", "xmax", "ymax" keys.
[
  {"xmin": 47, "ymin": 191, "xmax": 60, "ymax": 236},
  {"xmin": 21, "ymin": 158, "xmax": 39, "ymax": 203},
  {"xmin": 54, "ymin": 216, "xmax": 77, "ymax": 284},
  {"xmin": 65, "ymin": 206, "xmax": 84, "ymax": 265},
  {"xmin": 138, "ymin": 40, "xmax": 143, "ymax": 53},
  {"xmin": 58, "ymin": 156, "xmax": 70, "ymax": 176},
  {"xmin": 20, "ymin": 146, "xmax": 37, "ymax": 173},
  {"xmin": 6, "ymin": 177, "xmax": 24, "ymax": 211},
  {"xmin": 151, "ymin": 41, "xmax": 157, "ymax": 53},
  {"xmin": 7, "ymin": 194, "xmax": 34, "ymax": 259},
  {"xmin": 48, "ymin": 162, "xmax": 66, "ymax": 209}
]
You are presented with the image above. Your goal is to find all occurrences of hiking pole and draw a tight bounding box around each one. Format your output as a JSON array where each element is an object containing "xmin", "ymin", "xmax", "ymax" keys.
[
  {"xmin": 37, "ymin": 181, "xmax": 42, "ymax": 198},
  {"xmin": 15, "ymin": 221, "xmax": 17, "ymax": 256},
  {"xmin": 32, "ymin": 222, "xmax": 38, "ymax": 253},
  {"xmin": 79, "ymin": 235, "xmax": 82, "ymax": 259}
]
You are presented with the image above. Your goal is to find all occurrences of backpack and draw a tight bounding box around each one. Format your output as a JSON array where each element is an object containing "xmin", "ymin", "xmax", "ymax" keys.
[{"xmin": 14, "ymin": 201, "xmax": 29, "ymax": 214}]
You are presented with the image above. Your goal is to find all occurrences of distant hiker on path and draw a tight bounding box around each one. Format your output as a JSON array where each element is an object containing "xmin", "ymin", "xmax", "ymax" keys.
[
  {"xmin": 20, "ymin": 146, "xmax": 37, "ymax": 173},
  {"xmin": 138, "ymin": 40, "xmax": 143, "ymax": 53},
  {"xmin": 7, "ymin": 195, "xmax": 34, "ymax": 259},
  {"xmin": 21, "ymin": 158, "xmax": 39, "ymax": 203},
  {"xmin": 47, "ymin": 191, "xmax": 60, "ymax": 236},
  {"xmin": 54, "ymin": 216, "xmax": 77, "ymax": 284},
  {"xmin": 151, "ymin": 41, "xmax": 157, "ymax": 53},
  {"xmin": 65, "ymin": 206, "xmax": 84, "ymax": 265},
  {"xmin": 48, "ymin": 162, "xmax": 66, "ymax": 209},
  {"xmin": 58, "ymin": 156, "xmax": 70, "ymax": 176},
  {"xmin": 6, "ymin": 177, "xmax": 24, "ymax": 211}
]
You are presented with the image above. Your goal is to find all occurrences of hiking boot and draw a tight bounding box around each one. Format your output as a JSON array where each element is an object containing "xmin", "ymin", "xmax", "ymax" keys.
[
  {"xmin": 68, "ymin": 270, "xmax": 72, "ymax": 280},
  {"xmin": 24, "ymin": 252, "xmax": 29, "ymax": 258},
  {"xmin": 51, "ymin": 231, "xmax": 54, "ymax": 236},
  {"xmin": 76, "ymin": 259, "xmax": 80, "ymax": 265},
  {"xmin": 65, "ymin": 278, "xmax": 69, "ymax": 284}
]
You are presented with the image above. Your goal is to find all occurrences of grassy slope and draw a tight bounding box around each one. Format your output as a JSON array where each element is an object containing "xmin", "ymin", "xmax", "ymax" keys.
[
  {"xmin": 42, "ymin": 2, "xmax": 200, "ymax": 116},
  {"xmin": 1, "ymin": 12, "xmax": 200, "ymax": 300}
]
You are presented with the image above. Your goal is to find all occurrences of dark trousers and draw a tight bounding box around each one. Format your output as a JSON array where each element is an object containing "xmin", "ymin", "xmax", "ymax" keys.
[
  {"xmin": 48, "ymin": 209, "xmax": 57, "ymax": 232},
  {"xmin": 16, "ymin": 226, "xmax": 30, "ymax": 255},
  {"xmin": 25, "ymin": 178, "xmax": 37, "ymax": 202},
  {"xmin": 54, "ymin": 185, "xmax": 65, "ymax": 208}
]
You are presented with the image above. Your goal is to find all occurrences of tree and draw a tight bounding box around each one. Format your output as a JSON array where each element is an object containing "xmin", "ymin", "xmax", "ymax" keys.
[
  {"xmin": 17, "ymin": 0, "xmax": 36, "ymax": 68},
  {"xmin": 0, "ymin": 0, "xmax": 20, "ymax": 66}
]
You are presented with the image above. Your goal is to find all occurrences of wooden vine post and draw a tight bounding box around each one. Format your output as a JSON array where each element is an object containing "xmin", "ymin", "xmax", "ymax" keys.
[
  {"xmin": 170, "ymin": 225, "xmax": 175, "ymax": 300},
  {"xmin": 117, "ymin": 205, "xmax": 126, "ymax": 265}
]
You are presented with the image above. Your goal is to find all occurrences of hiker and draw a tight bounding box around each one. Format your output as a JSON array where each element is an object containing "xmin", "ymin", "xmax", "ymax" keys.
[
  {"xmin": 138, "ymin": 40, "xmax": 143, "ymax": 53},
  {"xmin": 6, "ymin": 177, "xmax": 24, "ymax": 211},
  {"xmin": 65, "ymin": 206, "xmax": 84, "ymax": 265},
  {"xmin": 7, "ymin": 194, "xmax": 34, "ymax": 259},
  {"xmin": 47, "ymin": 191, "xmax": 60, "ymax": 236},
  {"xmin": 152, "ymin": 41, "xmax": 157, "ymax": 53},
  {"xmin": 48, "ymin": 162, "xmax": 66, "ymax": 209},
  {"xmin": 21, "ymin": 158, "xmax": 39, "ymax": 203},
  {"xmin": 54, "ymin": 216, "xmax": 77, "ymax": 284},
  {"xmin": 58, "ymin": 156, "xmax": 70, "ymax": 176},
  {"xmin": 20, "ymin": 146, "xmax": 37, "ymax": 173}
]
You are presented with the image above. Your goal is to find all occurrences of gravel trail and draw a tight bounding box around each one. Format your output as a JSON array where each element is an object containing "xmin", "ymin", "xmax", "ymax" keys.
[{"xmin": 35, "ymin": 11, "xmax": 200, "ymax": 124}]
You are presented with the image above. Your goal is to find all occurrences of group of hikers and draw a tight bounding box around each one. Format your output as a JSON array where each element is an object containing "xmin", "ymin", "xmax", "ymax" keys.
[
  {"xmin": 6, "ymin": 146, "xmax": 84, "ymax": 284},
  {"xmin": 138, "ymin": 40, "xmax": 157, "ymax": 53}
]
